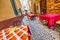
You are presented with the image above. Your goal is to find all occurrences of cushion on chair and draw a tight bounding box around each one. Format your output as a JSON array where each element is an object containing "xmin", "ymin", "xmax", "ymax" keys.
[{"xmin": 56, "ymin": 21, "xmax": 60, "ymax": 24}]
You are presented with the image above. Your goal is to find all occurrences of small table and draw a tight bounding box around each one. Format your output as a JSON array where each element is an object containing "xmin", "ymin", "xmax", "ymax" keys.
[
  {"xmin": 39, "ymin": 13, "xmax": 60, "ymax": 28},
  {"xmin": 28, "ymin": 14, "xmax": 36, "ymax": 20},
  {"xmin": 0, "ymin": 25, "xmax": 32, "ymax": 40}
]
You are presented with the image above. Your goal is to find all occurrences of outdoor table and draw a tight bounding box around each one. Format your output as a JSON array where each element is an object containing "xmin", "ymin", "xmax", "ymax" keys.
[
  {"xmin": 28, "ymin": 13, "xmax": 36, "ymax": 20},
  {"xmin": 0, "ymin": 25, "xmax": 32, "ymax": 40},
  {"xmin": 39, "ymin": 13, "xmax": 60, "ymax": 28}
]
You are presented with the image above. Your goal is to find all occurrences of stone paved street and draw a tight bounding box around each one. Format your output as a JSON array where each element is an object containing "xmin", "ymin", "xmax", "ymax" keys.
[
  {"xmin": 22, "ymin": 16, "xmax": 59, "ymax": 40},
  {"xmin": 29, "ymin": 20, "xmax": 54, "ymax": 40}
]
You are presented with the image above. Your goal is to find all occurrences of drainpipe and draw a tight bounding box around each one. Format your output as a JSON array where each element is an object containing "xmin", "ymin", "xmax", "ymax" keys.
[{"xmin": 10, "ymin": 0, "xmax": 18, "ymax": 16}]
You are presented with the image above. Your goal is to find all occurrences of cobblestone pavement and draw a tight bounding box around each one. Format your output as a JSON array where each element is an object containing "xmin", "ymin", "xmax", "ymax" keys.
[
  {"xmin": 22, "ymin": 16, "xmax": 56, "ymax": 40},
  {"xmin": 29, "ymin": 20, "xmax": 55, "ymax": 40}
]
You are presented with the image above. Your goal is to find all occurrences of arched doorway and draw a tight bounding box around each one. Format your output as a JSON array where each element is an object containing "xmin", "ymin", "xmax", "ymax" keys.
[{"xmin": 40, "ymin": 0, "xmax": 47, "ymax": 14}]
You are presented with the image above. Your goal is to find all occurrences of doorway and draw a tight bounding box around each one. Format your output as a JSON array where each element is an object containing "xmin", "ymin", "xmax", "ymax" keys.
[{"xmin": 40, "ymin": 0, "xmax": 47, "ymax": 14}]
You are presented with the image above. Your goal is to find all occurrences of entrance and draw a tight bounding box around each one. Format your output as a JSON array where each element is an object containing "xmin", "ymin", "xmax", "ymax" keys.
[{"xmin": 40, "ymin": 0, "xmax": 47, "ymax": 14}]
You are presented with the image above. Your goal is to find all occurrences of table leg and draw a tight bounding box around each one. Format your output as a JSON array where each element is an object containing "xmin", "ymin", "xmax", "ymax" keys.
[{"xmin": 48, "ymin": 19, "xmax": 53, "ymax": 28}]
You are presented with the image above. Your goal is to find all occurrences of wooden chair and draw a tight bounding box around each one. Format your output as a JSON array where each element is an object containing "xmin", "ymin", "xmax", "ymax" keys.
[
  {"xmin": 40, "ymin": 20, "xmax": 48, "ymax": 25},
  {"xmin": 53, "ymin": 21, "xmax": 60, "ymax": 32}
]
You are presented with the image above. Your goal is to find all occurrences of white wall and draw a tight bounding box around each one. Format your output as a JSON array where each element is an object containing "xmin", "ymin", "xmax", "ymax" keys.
[{"xmin": 20, "ymin": 0, "xmax": 30, "ymax": 13}]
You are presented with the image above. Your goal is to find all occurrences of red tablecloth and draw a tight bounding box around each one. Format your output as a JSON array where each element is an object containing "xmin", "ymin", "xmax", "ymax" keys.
[{"xmin": 39, "ymin": 14, "xmax": 60, "ymax": 28}]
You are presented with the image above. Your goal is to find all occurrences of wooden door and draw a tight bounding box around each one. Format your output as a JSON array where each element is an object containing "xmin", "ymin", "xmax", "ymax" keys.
[{"xmin": 40, "ymin": 0, "xmax": 46, "ymax": 14}]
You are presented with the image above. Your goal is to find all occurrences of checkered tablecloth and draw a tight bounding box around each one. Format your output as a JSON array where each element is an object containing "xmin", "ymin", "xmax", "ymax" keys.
[{"xmin": 0, "ymin": 25, "xmax": 31, "ymax": 40}]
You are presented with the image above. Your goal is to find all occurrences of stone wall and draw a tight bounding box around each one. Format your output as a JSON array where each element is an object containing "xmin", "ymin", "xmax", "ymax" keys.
[{"xmin": 47, "ymin": 0, "xmax": 60, "ymax": 13}]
